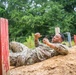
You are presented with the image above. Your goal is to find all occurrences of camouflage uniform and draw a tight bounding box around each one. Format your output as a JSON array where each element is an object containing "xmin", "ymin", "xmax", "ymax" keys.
[{"xmin": 9, "ymin": 41, "xmax": 68, "ymax": 67}]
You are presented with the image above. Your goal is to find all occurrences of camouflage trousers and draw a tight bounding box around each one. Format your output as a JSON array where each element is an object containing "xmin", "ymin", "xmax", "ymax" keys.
[{"xmin": 9, "ymin": 41, "xmax": 59, "ymax": 67}]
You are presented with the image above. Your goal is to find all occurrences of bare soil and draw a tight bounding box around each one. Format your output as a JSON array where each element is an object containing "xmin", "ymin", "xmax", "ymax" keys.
[{"xmin": 10, "ymin": 46, "xmax": 76, "ymax": 75}]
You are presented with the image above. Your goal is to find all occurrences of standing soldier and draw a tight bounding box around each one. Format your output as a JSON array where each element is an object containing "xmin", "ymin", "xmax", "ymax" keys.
[{"xmin": 9, "ymin": 33, "xmax": 69, "ymax": 67}]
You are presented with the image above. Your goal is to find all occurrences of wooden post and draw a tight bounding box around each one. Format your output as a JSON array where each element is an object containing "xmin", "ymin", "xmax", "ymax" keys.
[
  {"xmin": 0, "ymin": 18, "xmax": 10, "ymax": 75},
  {"xmin": 74, "ymin": 35, "xmax": 76, "ymax": 45},
  {"xmin": 66, "ymin": 32, "xmax": 72, "ymax": 47},
  {"xmin": 55, "ymin": 27, "xmax": 60, "ymax": 34}
]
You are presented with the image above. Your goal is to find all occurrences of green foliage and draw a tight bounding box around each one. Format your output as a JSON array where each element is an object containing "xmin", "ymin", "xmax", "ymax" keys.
[
  {"xmin": 0, "ymin": 0, "xmax": 76, "ymax": 42},
  {"xmin": 0, "ymin": 1, "xmax": 6, "ymax": 17},
  {"xmin": 23, "ymin": 33, "xmax": 35, "ymax": 49}
]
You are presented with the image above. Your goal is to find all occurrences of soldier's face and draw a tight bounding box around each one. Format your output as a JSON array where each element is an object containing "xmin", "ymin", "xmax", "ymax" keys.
[{"xmin": 52, "ymin": 34, "xmax": 62, "ymax": 43}]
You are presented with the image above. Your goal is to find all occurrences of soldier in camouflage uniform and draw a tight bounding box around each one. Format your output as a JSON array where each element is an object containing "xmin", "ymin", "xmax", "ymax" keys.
[{"xmin": 9, "ymin": 33, "xmax": 69, "ymax": 67}]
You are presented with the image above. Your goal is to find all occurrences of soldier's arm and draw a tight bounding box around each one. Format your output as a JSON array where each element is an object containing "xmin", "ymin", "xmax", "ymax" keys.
[
  {"xmin": 34, "ymin": 33, "xmax": 42, "ymax": 47},
  {"xmin": 35, "ymin": 38, "xmax": 40, "ymax": 47},
  {"xmin": 43, "ymin": 38, "xmax": 69, "ymax": 55}
]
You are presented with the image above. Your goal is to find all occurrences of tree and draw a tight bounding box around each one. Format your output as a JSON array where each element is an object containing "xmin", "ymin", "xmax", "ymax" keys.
[{"xmin": 0, "ymin": 0, "xmax": 75, "ymax": 42}]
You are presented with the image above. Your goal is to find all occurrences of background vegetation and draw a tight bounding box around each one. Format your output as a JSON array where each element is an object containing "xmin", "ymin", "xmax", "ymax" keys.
[{"xmin": 0, "ymin": 0, "xmax": 76, "ymax": 44}]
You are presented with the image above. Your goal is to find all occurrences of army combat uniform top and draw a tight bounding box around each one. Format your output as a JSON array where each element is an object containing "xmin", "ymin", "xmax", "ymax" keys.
[{"xmin": 9, "ymin": 41, "xmax": 68, "ymax": 67}]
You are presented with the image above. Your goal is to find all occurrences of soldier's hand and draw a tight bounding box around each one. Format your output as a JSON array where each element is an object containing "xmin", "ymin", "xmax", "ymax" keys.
[
  {"xmin": 43, "ymin": 38, "xmax": 50, "ymax": 44},
  {"xmin": 35, "ymin": 32, "xmax": 42, "ymax": 39}
]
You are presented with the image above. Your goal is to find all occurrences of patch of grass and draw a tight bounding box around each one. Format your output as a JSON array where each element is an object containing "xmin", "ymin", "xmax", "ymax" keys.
[
  {"xmin": 62, "ymin": 40, "xmax": 75, "ymax": 47},
  {"xmin": 23, "ymin": 33, "xmax": 35, "ymax": 49}
]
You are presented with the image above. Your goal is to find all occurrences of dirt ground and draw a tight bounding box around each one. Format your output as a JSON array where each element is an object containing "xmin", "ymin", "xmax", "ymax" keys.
[{"xmin": 10, "ymin": 46, "xmax": 76, "ymax": 75}]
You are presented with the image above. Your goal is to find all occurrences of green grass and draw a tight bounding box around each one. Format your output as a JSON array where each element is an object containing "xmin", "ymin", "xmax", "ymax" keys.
[
  {"xmin": 23, "ymin": 33, "xmax": 35, "ymax": 49},
  {"xmin": 62, "ymin": 40, "xmax": 75, "ymax": 46}
]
